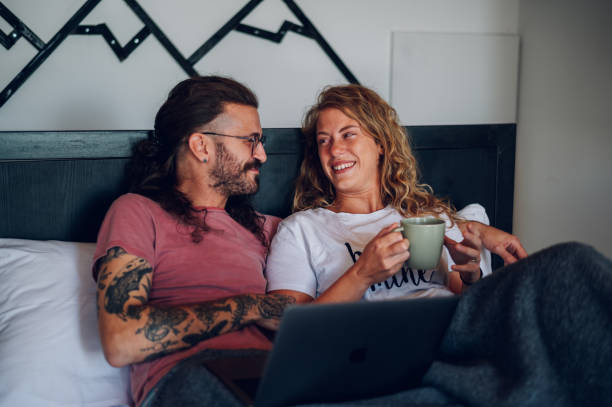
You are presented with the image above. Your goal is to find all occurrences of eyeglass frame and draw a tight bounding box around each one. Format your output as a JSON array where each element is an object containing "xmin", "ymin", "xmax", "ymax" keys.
[{"xmin": 199, "ymin": 131, "xmax": 266, "ymax": 156}]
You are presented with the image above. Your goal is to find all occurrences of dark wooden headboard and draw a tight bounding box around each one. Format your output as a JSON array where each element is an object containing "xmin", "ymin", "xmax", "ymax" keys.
[{"xmin": 0, "ymin": 125, "xmax": 515, "ymax": 266}]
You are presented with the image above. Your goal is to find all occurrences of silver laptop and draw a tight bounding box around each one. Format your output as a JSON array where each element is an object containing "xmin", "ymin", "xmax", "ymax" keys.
[{"xmin": 205, "ymin": 296, "xmax": 459, "ymax": 407}]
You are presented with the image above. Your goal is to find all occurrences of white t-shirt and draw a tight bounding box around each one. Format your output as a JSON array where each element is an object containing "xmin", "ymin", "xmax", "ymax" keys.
[{"xmin": 265, "ymin": 204, "xmax": 491, "ymax": 301}]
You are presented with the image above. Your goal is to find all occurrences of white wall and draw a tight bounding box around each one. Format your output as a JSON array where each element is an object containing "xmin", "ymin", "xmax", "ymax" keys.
[
  {"xmin": 0, "ymin": 0, "xmax": 518, "ymax": 129},
  {"xmin": 516, "ymin": 0, "xmax": 612, "ymax": 258},
  {"xmin": 3, "ymin": 1, "xmax": 610, "ymax": 258}
]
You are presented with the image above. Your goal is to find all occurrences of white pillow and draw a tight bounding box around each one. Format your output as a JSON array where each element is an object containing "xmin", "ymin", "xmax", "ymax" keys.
[{"xmin": 0, "ymin": 239, "xmax": 131, "ymax": 407}]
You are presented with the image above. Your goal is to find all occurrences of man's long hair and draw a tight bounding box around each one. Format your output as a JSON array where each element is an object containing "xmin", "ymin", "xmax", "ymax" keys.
[
  {"xmin": 126, "ymin": 75, "xmax": 267, "ymax": 245},
  {"xmin": 293, "ymin": 84, "xmax": 456, "ymax": 221}
]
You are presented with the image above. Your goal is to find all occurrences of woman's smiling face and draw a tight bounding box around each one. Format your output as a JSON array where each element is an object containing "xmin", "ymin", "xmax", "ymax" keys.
[{"xmin": 316, "ymin": 108, "xmax": 383, "ymax": 199}]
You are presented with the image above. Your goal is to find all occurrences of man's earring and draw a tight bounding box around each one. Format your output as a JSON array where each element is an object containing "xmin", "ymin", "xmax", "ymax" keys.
[{"xmin": 202, "ymin": 158, "xmax": 207, "ymax": 163}]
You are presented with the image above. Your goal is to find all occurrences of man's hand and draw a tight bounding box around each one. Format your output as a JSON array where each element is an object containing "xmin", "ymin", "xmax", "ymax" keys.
[
  {"xmin": 463, "ymin": 222, "xmax": 527, "ymax": 266},
  {"xmin": 444, "ymin": 229, "xmax": 482, "ymax": 285}
]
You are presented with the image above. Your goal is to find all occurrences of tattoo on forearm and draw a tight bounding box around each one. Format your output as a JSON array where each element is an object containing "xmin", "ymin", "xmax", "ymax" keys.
[
  {"xmin": 183, "ymin": 318, "xmax": 195, "ymax": 332},
  {"xmin": 96, "ymin": 247, "xmax": 295, "ymax": 361},
  {"xmin": 136, "ymin": 307, "xmax": 189, "ymax": 342},
  {"xmin": 118, "ymin": 292, "xmax": 294, "ymax": 360},
  {"xmin": 231, "ymin": 296, "xmax": 258, "ymax": 329},
  {"xmin": 104, "ymin": 257, "xmax": 152, "ymax": 321},
  {"xmin": 182, "ymin": 321, "xmax": 228, "ymax": 346},
  {"xmin": 180, "ymin": 299, "xmax": 248, "ymax": 346},
  {"xmin": 193, "ymin": 303, "xmax": 232, "ymax": 328},
  {"xmin": 258, "ymin": 294, "xmax": 295, "ymax": 319}
]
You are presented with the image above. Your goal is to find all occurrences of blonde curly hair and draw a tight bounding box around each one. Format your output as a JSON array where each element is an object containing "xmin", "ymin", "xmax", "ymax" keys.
[{"xmin": 293, "ymin": 84, "xmax": 456, "ymax": 221}]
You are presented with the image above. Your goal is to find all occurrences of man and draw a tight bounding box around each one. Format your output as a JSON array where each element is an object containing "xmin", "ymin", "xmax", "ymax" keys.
[
  {"xmin": 94, "ymin": 76, "xmax": 294, "ymax": 406},
  {"xmin": 94, "ymin": 75, "xmax": 528, "ymax": 406}
]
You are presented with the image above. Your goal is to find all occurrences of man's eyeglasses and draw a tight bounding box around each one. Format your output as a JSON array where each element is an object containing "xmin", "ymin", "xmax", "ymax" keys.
[{"xmin": 200, "ymin": 131, "xmax": 266, "ymax": 156}]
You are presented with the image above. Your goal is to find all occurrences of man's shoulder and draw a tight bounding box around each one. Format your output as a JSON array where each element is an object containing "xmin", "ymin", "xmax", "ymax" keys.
[
  {"xmin": 106, "ymin": 193, "xmax": 166, "ymax": 222},
  {"xmin": 261, "ymin": 213, "xmax": 282, "ymax": 223},
  {"xmin": 259, "ymin": 213, "xmax": 282, "ymax": 238},
  {"xmin": 112, "ymin": 192, "xmax": 157, "ymax": 208}
]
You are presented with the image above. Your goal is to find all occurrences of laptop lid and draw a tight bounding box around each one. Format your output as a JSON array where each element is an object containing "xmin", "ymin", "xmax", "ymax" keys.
[{"xmin": 254, "ymin": 295, "xmax": 459, "ymax": 407}]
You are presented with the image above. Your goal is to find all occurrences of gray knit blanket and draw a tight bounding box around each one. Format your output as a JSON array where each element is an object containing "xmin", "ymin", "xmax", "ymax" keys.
[{"xmin": 422, "ymin": 241, "xmax": 612, "ymax": 406}]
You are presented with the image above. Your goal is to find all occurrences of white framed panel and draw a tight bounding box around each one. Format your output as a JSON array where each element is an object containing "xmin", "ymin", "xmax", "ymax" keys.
[{"xmin": 391, "ymin": 32, "xmax": 519, "ymax": 125}]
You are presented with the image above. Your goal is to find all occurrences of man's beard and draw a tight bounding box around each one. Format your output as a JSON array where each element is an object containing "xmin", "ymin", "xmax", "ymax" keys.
[{"xmin": 209, "ymin": 142, "xmax": 261, "ymax": 196}]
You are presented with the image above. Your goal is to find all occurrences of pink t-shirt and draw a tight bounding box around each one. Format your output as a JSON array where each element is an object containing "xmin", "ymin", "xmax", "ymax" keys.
[{"xmin": 94, "ymin": 193, "xmax": 281, "ymax": 406}]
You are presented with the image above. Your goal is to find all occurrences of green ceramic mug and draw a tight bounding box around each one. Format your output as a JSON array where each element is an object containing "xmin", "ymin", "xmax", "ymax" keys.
[{"xmin": 394, "ymin": 217, "xmax": 446, "ymax": 270}]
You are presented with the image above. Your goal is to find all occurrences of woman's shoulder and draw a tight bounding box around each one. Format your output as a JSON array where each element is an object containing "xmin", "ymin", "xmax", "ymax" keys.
[
  {"xmin": 281, "ymin": 207, "xmax": 321, "ymax": 222},
  {"xmin": 277, "ymin": 208, "xmax": 332, "ymax": 230}
]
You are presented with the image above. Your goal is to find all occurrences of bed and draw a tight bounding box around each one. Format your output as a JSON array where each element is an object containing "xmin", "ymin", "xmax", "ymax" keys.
[{"xmin": 0, "ymin": 125, "xmax": 515, "ymax": 406}]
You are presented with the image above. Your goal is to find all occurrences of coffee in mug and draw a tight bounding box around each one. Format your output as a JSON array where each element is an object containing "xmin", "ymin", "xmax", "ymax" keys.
[{"xmin": 394, "ymin": 217, "xmax": 446, "ymax": 270}]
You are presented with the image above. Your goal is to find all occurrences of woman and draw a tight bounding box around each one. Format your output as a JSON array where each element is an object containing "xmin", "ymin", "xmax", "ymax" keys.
[
  {"xmin": 265, "ymin": 85, "xmax": 611, "ymax": 406},
  {"xmin": 266, "ymin": 84, "xmax": 525, "ymax": 303}
]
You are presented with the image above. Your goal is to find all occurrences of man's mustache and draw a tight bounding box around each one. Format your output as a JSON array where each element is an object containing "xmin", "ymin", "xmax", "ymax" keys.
[{"xmin": 243, "ymin": 160, "xmax": 262, "ymax": 172}]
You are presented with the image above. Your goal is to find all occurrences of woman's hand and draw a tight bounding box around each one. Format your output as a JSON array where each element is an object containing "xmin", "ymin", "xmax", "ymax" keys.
[
  {"xmin": 444, "ymin": 228, "xmax": 483, "ymax": 284},
  {"xmin": 463, "ymin": 222, "xmax": 527, "ymax": 265},
  {"xmin": 352, "ymin": 223, "xmax": 410, "ymax": 287}
]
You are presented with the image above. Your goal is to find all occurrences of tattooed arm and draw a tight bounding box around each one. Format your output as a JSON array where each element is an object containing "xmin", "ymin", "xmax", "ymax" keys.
[{"xmin": 95, "ymin": 246, "xmax": 294, "ymax": 367}]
